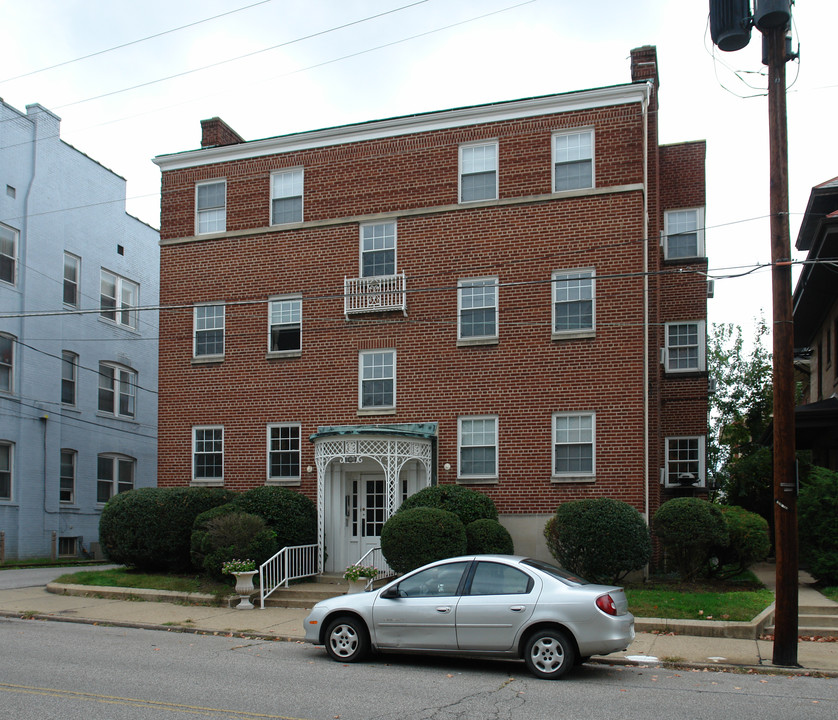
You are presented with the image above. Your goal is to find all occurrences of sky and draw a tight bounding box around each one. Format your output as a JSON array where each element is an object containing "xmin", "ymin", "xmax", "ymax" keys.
[{"xmin": 2, "ymin": 0, "xmax": 835, "ymax": 338}]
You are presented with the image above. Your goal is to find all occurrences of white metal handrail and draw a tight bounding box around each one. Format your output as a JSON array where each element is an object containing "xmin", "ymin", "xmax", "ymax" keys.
[
  {"xmin": 351, "ymin": 546, "xmax": 396, "ymax": 590},
  {"xmin": 344, "ymin": 273, "xmax": 406, "ymax": 316},
  {"xmin": 259, "ymin": 543, "xmax": 318, "ymax": 609}
]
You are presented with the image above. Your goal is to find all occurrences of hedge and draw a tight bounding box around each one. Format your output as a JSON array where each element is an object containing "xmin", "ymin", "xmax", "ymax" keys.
[{"xmin": 381, "ymin": 507, "xmax": 467, "ymax": 573}]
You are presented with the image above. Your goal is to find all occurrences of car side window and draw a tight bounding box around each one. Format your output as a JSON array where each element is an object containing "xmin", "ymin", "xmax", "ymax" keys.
[
  {"xmin": 468, "ymin": 562, "xmax": 534, "ymax": 596},
  {"xmin": 397, "ymin": 562, "xmax": 469, "ymax": 597}
]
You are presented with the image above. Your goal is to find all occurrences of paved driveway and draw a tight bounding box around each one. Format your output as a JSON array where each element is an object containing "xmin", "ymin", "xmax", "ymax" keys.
[{"xmin": 0, "ymin": 565, "xmax": 116, "ymax": 590}]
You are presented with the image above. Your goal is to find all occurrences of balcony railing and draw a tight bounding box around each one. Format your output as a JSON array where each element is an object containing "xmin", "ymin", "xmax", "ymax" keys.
[{"xmin": 344, "ymin": 273, "xmax": 406, "ymax": 317}]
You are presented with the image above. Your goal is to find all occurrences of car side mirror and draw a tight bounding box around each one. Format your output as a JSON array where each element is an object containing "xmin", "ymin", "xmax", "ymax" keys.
[{"xmin": 380, "ymin": 585, "xmax": 400, "ymax": 599}]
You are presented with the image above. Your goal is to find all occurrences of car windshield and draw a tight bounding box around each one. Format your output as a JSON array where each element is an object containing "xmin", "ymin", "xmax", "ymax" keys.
[{"xmin": 521, "ymin": 558, "xmax": 589, "ymax": 586}]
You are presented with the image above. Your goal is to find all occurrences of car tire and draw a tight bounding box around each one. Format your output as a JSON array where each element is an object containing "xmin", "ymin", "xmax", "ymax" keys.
[
  {"xmin": 523, "ymin": 629, "xmax": 575, "ymax": 679},
  {"xmin": 324, "ymin": 615, "xmax": 370, "ymax": 663}
]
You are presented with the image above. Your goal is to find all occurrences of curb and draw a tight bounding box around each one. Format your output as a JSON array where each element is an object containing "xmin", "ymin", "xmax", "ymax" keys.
[{"xmin": 45, "ymin": 582, "xmax": 225, "ymax": 606}]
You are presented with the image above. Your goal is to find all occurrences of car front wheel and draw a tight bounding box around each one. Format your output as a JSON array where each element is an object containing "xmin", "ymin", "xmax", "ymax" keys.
[
  {"xmin": 324, "ymin": 616, "xmax": 370, "ymax": 663},
  {"xmin": 524, "ymin": 629, "xmax": 575, "ymax": 679}
]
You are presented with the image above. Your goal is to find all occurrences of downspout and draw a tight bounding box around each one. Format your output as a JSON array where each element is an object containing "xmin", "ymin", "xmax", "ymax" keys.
[{"xmin": 642, "ymin": 82, "xmax": 651, "ymax": 568}]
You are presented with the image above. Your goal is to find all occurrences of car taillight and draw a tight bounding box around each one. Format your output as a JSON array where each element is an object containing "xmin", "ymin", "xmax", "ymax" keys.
[{"xmin": 596, "ymin": 593, "xmax": 617, "ymax": 616}]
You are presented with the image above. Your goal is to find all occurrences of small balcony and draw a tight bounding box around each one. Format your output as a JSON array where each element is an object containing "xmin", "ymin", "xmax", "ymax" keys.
[{"xmin": 344, "ymin": 273, "xmax": 406, "ymax": 317}]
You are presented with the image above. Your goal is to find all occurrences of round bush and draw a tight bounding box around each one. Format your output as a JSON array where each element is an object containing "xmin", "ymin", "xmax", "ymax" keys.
[
  {"xmin": 230, "ymin": 486, "xmax": 316, "ymax": 549},
  {"xmin": 652, "ymin": 498, "xmax": 729, "ymax": 581},
  {"xmin": 381, "ymin": 507, "xmax": 467, "ymax": 573},
  {"xmin": 799, "ymin": 467, "xmax": 838, "ymax": 585},
  {"xmin": 98, "ymin": 487, "xmax": 237, "ymax": 572},
  {"xmin": 192, "ymin": 511, "xmax": 279, "ymax": 580},
  {"xmin": 712, "ymin": 505, "xmax": 770, "ymax": 578},
  {"xmin": 465, "ymin": 519, "xmax": 514, "ymax": 555},
  {"xmin": 543, "ymin": 498, "xmax": 652, "ymax": 584},
  {"xmin": 397, "ymin": 485, "xmax": 497, "ymax": 525}
]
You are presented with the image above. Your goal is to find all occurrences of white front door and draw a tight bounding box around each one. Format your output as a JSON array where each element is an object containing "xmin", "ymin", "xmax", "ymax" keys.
[{"xmin": 349, "ymin": 473, "xmax": 386, "ymax": 562}]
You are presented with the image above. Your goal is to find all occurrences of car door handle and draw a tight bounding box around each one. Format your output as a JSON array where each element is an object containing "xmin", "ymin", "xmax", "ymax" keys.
[
  {"xmin": 436, "ymin": 606, "xmax": 452, "ymax": 613},
  {"xmin": 509, "ymin": 605, "xmax": 526, "ymax": 612}
]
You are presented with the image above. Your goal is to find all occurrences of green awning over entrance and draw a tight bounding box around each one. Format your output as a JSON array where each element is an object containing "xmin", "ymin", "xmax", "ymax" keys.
[{"xmin": 309, "ymin": 422, "xmax": 438, "ymax": 443}]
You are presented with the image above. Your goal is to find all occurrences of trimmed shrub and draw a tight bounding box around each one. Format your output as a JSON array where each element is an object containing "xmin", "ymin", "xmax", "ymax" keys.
[
  {"xmin": 397, "ymin": 484, "xmax": 497, "ymax": 525},
  {"xmin": 652, "ymin": 498, "xmax": 729, "ymax": 582},
  {"xmin": 711, "ymin": 505, "xmax": 770, "ymax": 578},
  {"xmin": 465, "ymin": 519, "xmax": 514, "ymax": 555},
  {"xmin": 798, "ymin": 467, "xmax": 838, "ymax": 585},
  {"xmin": 99, "ymin": 487, "xmax": 237, "ymax": 572},
  {"xmin": 543, "ymin": 498, "xmax": 652, "ymax": 584},
  {"xmin": 230, "ymin": 486, "xmax": 316, "ymax": 549},
  {"xmin": 192, "ymin": 512, "xmax": 279, "ymax": 580},
  {"xmin": 381, "ymin": 507, "xmax": 467, "ymax": 573}
]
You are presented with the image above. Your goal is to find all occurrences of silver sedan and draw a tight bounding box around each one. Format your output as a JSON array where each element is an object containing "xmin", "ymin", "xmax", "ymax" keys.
[{"xmin": 303, "ymin": 554, "xmax": 635, "ymax": 679}]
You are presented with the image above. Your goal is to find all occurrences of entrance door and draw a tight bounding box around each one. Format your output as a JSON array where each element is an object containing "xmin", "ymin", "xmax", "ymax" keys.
[{"xmin": 349, "ymin": 474, "xmax": 386, "ymax": 562}]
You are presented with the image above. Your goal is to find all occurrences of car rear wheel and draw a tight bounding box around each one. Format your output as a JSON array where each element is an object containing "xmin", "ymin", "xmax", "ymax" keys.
[
  {"xmin": 524, "ymin": 629, "xmax": 575, "ymax": 679},
  {"xmin": 324, "ymin": 616, "xmax": 370, "ymax": 663}
]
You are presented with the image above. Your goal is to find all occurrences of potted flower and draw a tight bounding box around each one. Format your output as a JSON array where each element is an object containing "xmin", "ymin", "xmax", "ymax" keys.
[
  {"xmin": 222, "ymin": 558, "xmax": 258, "ymax": 610},
  {"xmin": 344, "ymin": 564, "xmax": 378, "ymax": 593}
]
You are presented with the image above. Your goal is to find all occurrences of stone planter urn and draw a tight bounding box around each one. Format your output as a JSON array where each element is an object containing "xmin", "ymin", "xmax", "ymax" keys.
[
  {"xmin": 232, "ymin": 571, "xmax": 257, "ymax": 610},
  {"xmin": 347, "ymin": 579, "xmax": 368, "ymax": 594}
]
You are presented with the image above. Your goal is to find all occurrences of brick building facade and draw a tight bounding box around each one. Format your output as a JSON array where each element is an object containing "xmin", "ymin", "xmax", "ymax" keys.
[{"xmin": 153, "ymin": 46, "xmax": 708, "ymax": 572}]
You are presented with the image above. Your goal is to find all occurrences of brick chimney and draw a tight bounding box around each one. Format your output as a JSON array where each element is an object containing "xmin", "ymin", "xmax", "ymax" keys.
[
  {"xmin": 200, "ymin": 117, "xmax": 245, "ymax": 148},
  {"xmin": 630, "ymin": 46, "xmax": 659, "ymax": 91}
]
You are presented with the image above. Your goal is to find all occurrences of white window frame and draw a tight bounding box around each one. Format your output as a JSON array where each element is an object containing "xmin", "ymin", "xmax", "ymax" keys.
[
  {"xmin": 60, "ymin": 449, "xmax": 76, "ymax": 504},
  {"xmin": 359, "ymin": 349, "xmax": 396, "ymax": 411},
  {"xmin": 457, "ymin": 415, "xmax": 499, "ymax": 482},
  {"xmin": 193, "ymin": 426, "xmax": 224, "ymax": 484},
  {"xmin": 360, "ymin": 222, "xmax": 397, "ymax": 278},
  {"xmin": 553, "ymin": 411, "xmax": 596, "ymax": 480},
  {"xmin": 266, "ymin": 423, "xmax": 302, "ymax": 484},
  {"xmin": 100, "ymin": 269, "xmax": 139, "ymax": 329},
  {"xmin": 663, "ymin": 208, "xmax": 705, "ymax": 260},
  {"xmin": 193, "ymin": 304, "xmax": 225, "ymax": 359},
  {"xmin": 61, "ymin": 351, "xmax": 78, "ymax": 406},
  {"xmin": 552, "ymin": 268, "xmax": 595, "ymax": 338},
  {"xmin": 459, "ymin": 141, "xmax": 498, "ymax": 203},
  {"xmin": 553, "ymin": 129, "xmax": 594, "ymax": 192},
  {"xmin": 0, "ymin": 441, "xmax": 12, "ymax": 502},
  {"xmin": 97, "ymin": 362, "xmax": 137, "ymax": 419},
  {"xmin": 0, "ymin": 222, "xmax": 18, "ymax": 286},
  {"xmin": 196, "ymin": 180, "xmax": 226, "ymax": 234},
  {"xmin": 664, "ymin": 436, "xmax": 706, "ymax": 488},
  {"xmin": 271, "ymin": 168, "xmax": 304, "ymax": 225},
  {"xmin": 268, "ymin": 296, "xmax": 302, "ymax": 356},
  {"xmin": 63, "ymin": 252, "xmax": 80, "ymax": 307},
  {"xmin": 0, "ymin": 333, "xmax": 14, "ymax": 393},
  {"xmin": 96, "ymin": 453, "xmax": 135, "ymax": 503},
  {"xmin": 663, "ymin": 320, "xmax": 706, "ymax": 374},
  {"xmin": 458, "ymin": 277, "xmax": 498, "ymax": 343}
]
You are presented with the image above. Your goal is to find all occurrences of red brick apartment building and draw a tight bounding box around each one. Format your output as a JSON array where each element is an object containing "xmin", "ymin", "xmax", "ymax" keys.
[{"xmin": 153, "ymin": 46, "xmax": 709, "ymax": 572}]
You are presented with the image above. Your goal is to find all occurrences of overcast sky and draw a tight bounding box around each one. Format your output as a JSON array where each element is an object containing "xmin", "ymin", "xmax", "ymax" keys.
[{"xmin": 2, "ymin": 0, "xmax": 835, "ymax": 337}]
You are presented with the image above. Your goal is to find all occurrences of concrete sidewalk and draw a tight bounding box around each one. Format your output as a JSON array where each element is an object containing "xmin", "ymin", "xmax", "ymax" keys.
[{"xmin": 0, "ymin": 564, "xmax": 835, "ymax": 677}]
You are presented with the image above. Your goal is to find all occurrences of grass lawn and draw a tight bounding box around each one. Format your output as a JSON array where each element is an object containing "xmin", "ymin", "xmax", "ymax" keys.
[
  {"xmin": 821, "ymin": 587, "xmax": 838, "ymax": 603},
  {"xmin": 54, "ymin": 567, "xmax": 232, "ymax": 601}
]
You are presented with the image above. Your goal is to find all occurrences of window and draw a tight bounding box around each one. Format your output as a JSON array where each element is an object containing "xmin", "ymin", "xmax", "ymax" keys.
[
  {"xmin": 194, "ymin": 304, "xmax": 225, "ymax": 358},
  {"xmin": 458, "ymin": 416, "xmax": 498, "ymax": 479},
  {"xmin": 0, "ymin": 442, "xmax": 11, "ymax": 501},
  {"xmin": 0, "ymin": 222, "xmax": 17, "ymax": 285},
  {"xmin": 58, "ymin": 537, "xmax": 78, "ymax": 557},
  {"xmin": 664, "ymin": 321, "xmax": 706, "ymax": 373},
  {"xmin": 664, "ymin": 208, "xmax": 704, "ymax": 260},
  {"xmin": 61, "ymin": 351, "xmax": 78, "ymax": 406},
  {"xmin": 360, "ymin": 222, "xmax": 396, "ymax": 278},
  {"xmin": 60, "ymin": 450, "xmax": 76, "ymax": 503},
  {"xmin": 460, "ymin": 142, "xmax": 498, "ymax": 202},
  {"xmin": 271, "ymin": 169, "xmax": 303, "ymax": 225},
  {"xmin": 97, "ymin": 454, "xmax": 134, "ymax": 503},
  {"xmin": 100, "ymin": 270, "xmax": 138, "ymax": 328},
  {"xmin": 665, "ymin": 436, "xmax": 705, "ymax": 487},
  {"xmin": 63, "ymin": 252, "xmax": 80, "ymax": 306},
  {"xmin": 468, "ymin": 562, "xmax": 534, "ymax": 596},
  {"xmin": 553, "ymin": 269, "xmax": 595, "ymax": 335},
  {"xmin": 553, "ymin": 412, "xmax": 595, "ymax": 478},
  {"xmin": 98, "ymin": 363, "xmax": 136, "ymax": 419},
  {"xmin": 553, "ymin": 130, "xmax": 593, "ymax": 191},
  {"xmin": 396, "ymin": 561, "xmax": 469, "ymax": 598},
  {"xmin": 268, "ymin": 297, "xmax": 301, "ymax": 354},
  {"xmin": 359, "ymin": 350, "xmax": 395, "ymax": 409},
  {"xmin": 0, "ymin": 334, "xmax": 14, "ymax": 392},
  {"xmin": 193, "ymin": 426, "xmax": 223, "ymax": 483},
  {"xmin": 267, "ymin": 424, "xmax": 301, "ymax": 482},
  {"xmin": 458, "ymin": 278, "xmax": 498, "ymax": 341},
  {"xmin": 196, "ymin": 180, "xmax": 226, "ymax": 234}
]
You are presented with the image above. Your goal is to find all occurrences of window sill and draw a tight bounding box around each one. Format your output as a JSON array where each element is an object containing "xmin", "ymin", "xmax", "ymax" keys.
[
  {"xmin": 190, "ymin": 479, "xmax": 224, "ymax": 487},
  {"xmin": 663, "ymin": 370, "xmax": 706, "ymax": 378},
  {"xmin": 266, "ymin": 350, "xmax": 301, "ymax": 360},
  {"xmin": 357, "ymin": 408, "xmax": 397, "ymax": 416},
  {"xmin": 457, "ymin": 337, "xmax": 499, "ymax": 347},
  {"xmin": 551, "ymin": 475, "xmax": 596, "ymax": 484},
  {"xmin": 97, "ymin": 316, "xmax": 140, "ymax": 334},
  {"xmin": 456, "ymin": 477, "xmax": 499, "ymax": 486},
  {"xmin": 192, "ymin": 355, "xmax": 225, "ymax": 365},
  {"xmin": 552, "ymin": 330, "xmax": 595, "ymax": 341},
  {"xmin": 663, "ymin": 255, "xmax": 708, "ymax": 265},
  {"xmin": 95, "ymin": 412, "xmax": 138, "ymax": 424},
  {"xmin": 266, "ymin": 478, "xmax": 301, "ymax": 487}
]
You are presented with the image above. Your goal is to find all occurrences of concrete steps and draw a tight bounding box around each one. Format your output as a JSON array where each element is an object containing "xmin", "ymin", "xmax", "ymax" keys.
[
  {"xmin": 262, "ymin": 575, "xmax": 349, "ymax": 609},
  {"xmin": 764, "ymin": 605, "xmax": 838, "ymax": 638}
]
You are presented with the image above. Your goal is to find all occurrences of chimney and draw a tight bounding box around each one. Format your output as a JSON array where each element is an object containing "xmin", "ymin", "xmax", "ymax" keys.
[
  {"xmin": 200, "ymin": 117, "xmax": 245, "ymax": 149},
  {"xmin": 630, "ymin": 46, "xmax": 659, "ymax": 92}
]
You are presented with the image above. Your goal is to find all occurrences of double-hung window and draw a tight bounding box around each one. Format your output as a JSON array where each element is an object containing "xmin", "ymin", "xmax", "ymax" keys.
[
  {"xmin": 60, "ymin": 449, "xmax": 76, "ymax": 503},
  {"xmin": 61, "ymin": 351, "xmax": 78, "ymax": 406},
  {"xmin": 0, "ymin": 222, "xmax": 17, "ymax": 285},
  {"xmin": 194, "ymin": 304, "xmax": 225, "ymax": 358},
  {"xmin": 97, "ymin": 454, "xmax": 134, "ymax": 503},
  {"xmin": 360, "ymin": 222, "xmax": 396, "ymax": 278},
  {"xmin": 0, "ymin": 334, "xmax": 14, "ymax": 392},
  {"xmin": 98, "ymin": 363, "xmax": 136, "ymax": 419},
  {"xmin": 267, "ymin": 423, "xmax": 301, "ymax": 482},
  {"xmin": 664, "ymin": 321, "xmax": 706, "ymax": 373},
  {"xmin": 458, "ymin": 416, "xmax": 498, "ymax": 480},
  {"xmin": 553, "ymin": 130, "xmax": 593, "ymax": 192},
  {"xmin": 664, "ymin": 436, "xmax": 705, "ymax": 487},
  {"xmin": 271, "ymin": 169, "xmax": 303, "ymax": 225},
  {"xmin": 460, "ymin": 142, "xmax": 498, "ymax": 202},
  {"xmin": 664, "ymin": 208, "xmax": 704, "ymax": 260},
  {"xmin": 100, "ymin": 270, "xmax": 138, "ymax": 328},
  {"xmin": 553, "ymin": 269, "xmax": 595, "ymax": 336},
  {"xmin": 268, "ymin": 297, "xmax": 302, "ymax": 354},
  {"xmin": 196, "ymin": 180, "xmax": 226, "ymax": 234},
  {"xmin": 0, "ymin": 442, "xmax": 11, "ymax": 501},
  {"xmin": 458, "ymin": 278, "xmax": 498, "ymax": 342},
  {"xmin": 359, "ymin": 350, "xmax": 395, "ymax": 410},
  {"xmin": 193, "ymin": 426, "xmax": 223, "ymax": 483},
  {"xmin": 63, "ymin": 252, "xmax": 80, "ymax": 306},
  {"xmin": 553, "ymin": 412, "xmax": 595, "ymax": 479}
]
